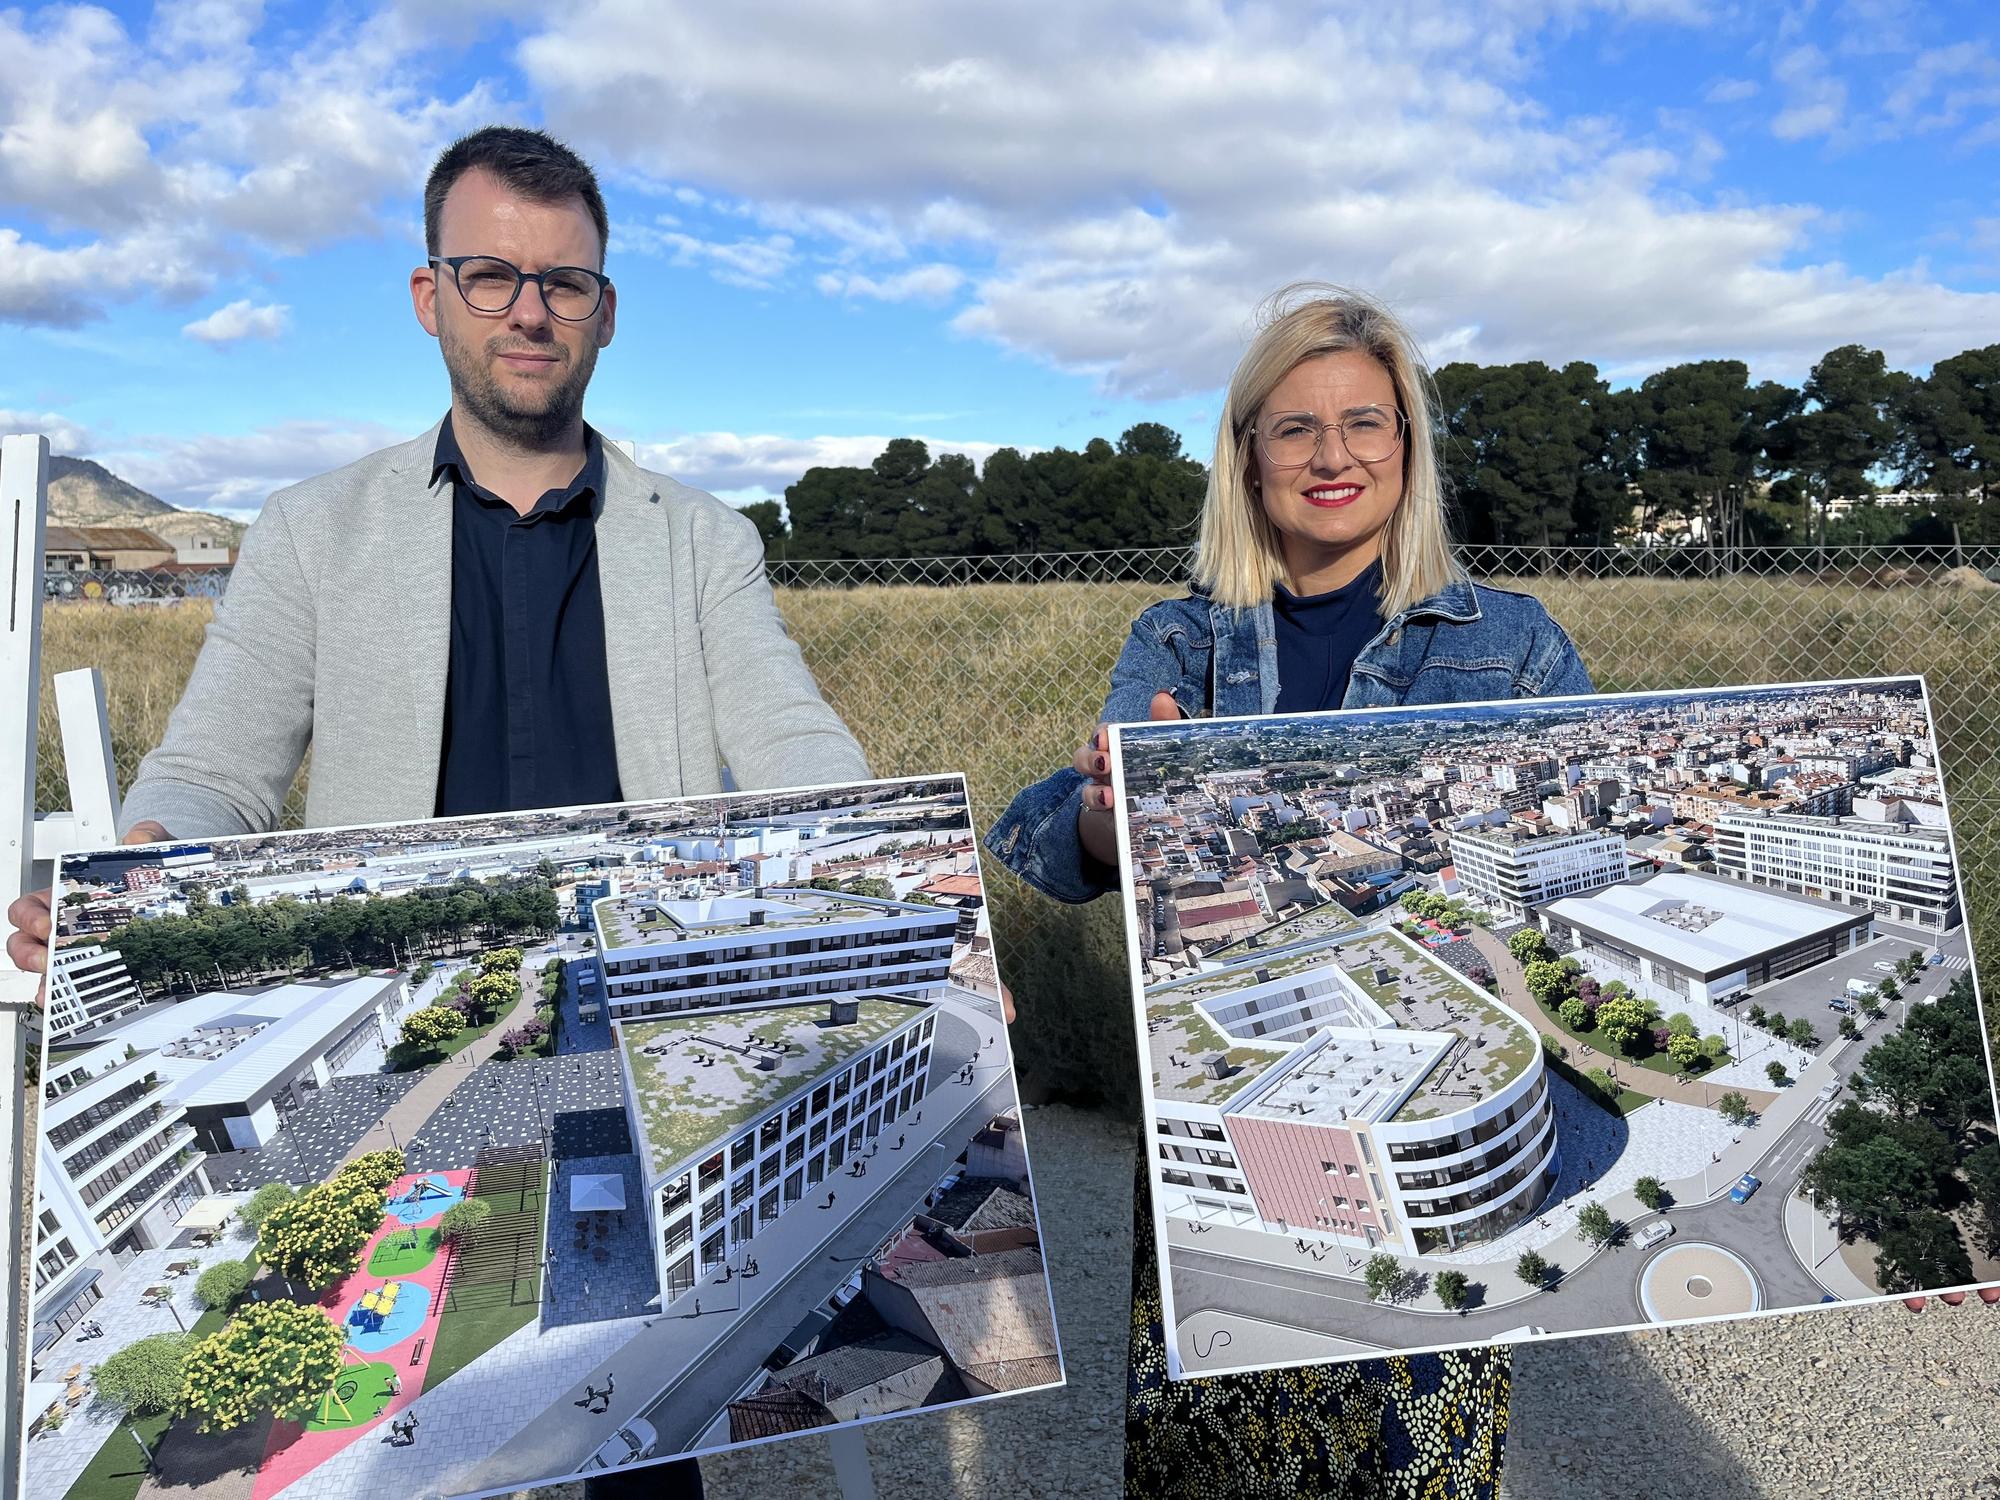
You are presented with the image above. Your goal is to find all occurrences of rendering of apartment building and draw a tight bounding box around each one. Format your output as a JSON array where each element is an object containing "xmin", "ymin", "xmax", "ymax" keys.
[
  {"xmin": 44, "ymin": 943, "xmax": 148, "ymax": 1043},
  {"xmin": 34, "ymin": 1046, "xmax": 212, "ymax": 1354},
  {"xmin": 592, "ymin": 886, "xmax": 957, "ymax": 1021},
  {"xmin": 1712, "ymin": 813, "xmax": 1962, "ymax": 932},
  {"xmin": 1145, "ymin": 928, "xmax": 1557, "ymax": 1256},
  {"xmin": 618, "ymin": 992, "xmax": 938, "ymax": 1301},
  {"xmin": 1449, "ymin": 824, "xmax": 1626, "ymax": 920}
]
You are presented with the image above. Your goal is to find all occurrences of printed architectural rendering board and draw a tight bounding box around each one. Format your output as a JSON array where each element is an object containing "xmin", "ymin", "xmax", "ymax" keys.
[
  {"xmin": 1109, "ymin": 677, "xmax": 1997, "ymax": 1382},
  {"xmin": 20, "ymin": 776, "xmax": 1058, "ymax": 1500}
]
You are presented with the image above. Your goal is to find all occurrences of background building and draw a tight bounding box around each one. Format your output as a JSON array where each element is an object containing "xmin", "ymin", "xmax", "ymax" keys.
[
  {"xmin": 1713, "ymin": 814, "xmax": 1962, "ymax": 932},
  {"xmin": 593, "ymin": 886, "xmax": 957, "ymax": 1020},
  {"xmin": 1450, "ymin": 825, "xmax": 1626, "ymax": 919}
]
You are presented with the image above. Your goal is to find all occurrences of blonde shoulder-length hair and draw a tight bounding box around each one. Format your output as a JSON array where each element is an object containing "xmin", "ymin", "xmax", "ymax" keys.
[{"xmin": 1192, "ymin": 282, "xmax": 1462, "ymax": 618}]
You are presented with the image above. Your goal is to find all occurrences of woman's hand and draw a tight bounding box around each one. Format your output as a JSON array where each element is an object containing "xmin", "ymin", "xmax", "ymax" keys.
[
  {"xmin": 1076, "ymin": 691, "xmax": 1181, "ymax": 867},
  {"xmin": 1903, "ymin": 1289, "xmax": 2000, "ymax": 1311}
]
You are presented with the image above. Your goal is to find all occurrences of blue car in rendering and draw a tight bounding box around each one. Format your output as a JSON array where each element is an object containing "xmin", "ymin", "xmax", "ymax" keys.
[{"xmin": 1729, "ymin": 1172, "xmax": 1762, "ymax": 1204}]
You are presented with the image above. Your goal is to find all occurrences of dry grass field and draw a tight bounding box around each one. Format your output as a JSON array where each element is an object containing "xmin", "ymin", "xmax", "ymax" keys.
[{"xmin": 38, "ymin": 577, "xmax": 2000, "ymax": 1104}]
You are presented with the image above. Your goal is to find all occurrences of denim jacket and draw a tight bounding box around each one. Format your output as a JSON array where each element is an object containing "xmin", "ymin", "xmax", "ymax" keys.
[{"xmin": 984, "ymin": 575, "xmax": 1594, "ymax": 904}]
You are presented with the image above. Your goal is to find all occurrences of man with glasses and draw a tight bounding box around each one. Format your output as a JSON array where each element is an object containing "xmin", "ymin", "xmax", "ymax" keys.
[
  {"xmin": 10, "ymin": 131, "xmax": 860, "ymax": 1496},
  {"xmin": 12, "ymin": 125, "xmax": 865, "ymax": 854}
]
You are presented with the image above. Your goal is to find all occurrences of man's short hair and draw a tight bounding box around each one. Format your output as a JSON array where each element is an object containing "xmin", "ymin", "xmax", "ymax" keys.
[{"xmin": 424, "ymin": 126, "xmax": 610, "ymax": 268}]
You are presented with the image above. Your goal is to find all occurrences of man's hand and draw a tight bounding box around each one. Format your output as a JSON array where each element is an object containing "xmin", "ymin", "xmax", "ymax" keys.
[
  {"xmin": 1076, "ymin": 692, "xmax": 1182, "ymax": 868},
  {"xmin": 999, "ymin": 982, "xmax": 1016, "ymax": 1025},
  {"xmin": 6, "ymin": 820, "xmax": 168, "ymax": 993}
]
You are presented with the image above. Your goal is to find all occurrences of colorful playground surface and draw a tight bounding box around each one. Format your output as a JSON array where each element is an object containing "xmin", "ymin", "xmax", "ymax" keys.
[{"xmin": 253, "ymin": 1167, "xmax": 469, "ymax": 1499}]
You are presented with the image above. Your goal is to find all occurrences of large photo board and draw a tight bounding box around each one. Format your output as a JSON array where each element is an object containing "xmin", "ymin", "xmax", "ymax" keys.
[
  {"xmin": 1110, "ymin": 677, "xmax": 1996, "ymax": 1380},
  {"xmin": 20, "ymin": 775, "xmax": 1057, "ymax": 1498}
]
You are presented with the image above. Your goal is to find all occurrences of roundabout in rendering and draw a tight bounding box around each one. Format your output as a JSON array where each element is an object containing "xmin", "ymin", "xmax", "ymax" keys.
[{"xmin": 1639, "ymin": 1241, "xmax": 1762, "ymax": 1324}]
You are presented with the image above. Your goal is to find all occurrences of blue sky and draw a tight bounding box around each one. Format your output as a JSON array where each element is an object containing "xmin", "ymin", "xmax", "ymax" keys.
[{"xmin": 3, "ymin": 0, "xmax": 1997, "ymax": 517}]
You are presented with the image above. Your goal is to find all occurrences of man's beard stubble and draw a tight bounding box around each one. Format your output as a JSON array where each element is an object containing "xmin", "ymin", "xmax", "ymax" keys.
[{"xmin": 440, "ymin": 321, "xmax": 599, "ymax": 449}]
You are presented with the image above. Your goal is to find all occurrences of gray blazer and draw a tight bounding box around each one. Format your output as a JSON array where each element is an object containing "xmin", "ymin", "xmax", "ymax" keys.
[{"xmin": 121, "ymin": 422, "xmax": 870, "ymax": 837}]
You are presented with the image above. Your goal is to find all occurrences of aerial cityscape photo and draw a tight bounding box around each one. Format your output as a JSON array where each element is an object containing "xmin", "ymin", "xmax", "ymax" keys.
[
  {"xmin": 22, "ymin": 777, "xmax": 1057, "ymax": 1499},
  {"xmin": 1111, "ymin": 678, "xmax": 1996, "ymax": 1381}
]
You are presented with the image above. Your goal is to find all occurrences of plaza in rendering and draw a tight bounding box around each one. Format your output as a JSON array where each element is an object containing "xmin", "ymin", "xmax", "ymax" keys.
[
  {"xmin": 1116, "ymin": 679, "xmax": 1993, "ymax": 1379},
  {"xmin": 22, "ymin": 778, "xmax": 1054, "ymax": 1500}
]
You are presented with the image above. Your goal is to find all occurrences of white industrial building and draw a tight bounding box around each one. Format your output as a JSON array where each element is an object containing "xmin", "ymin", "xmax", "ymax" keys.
[{"xmin": 1540, "ymin": 871, "xmax": 1876, "ymax": 1007}]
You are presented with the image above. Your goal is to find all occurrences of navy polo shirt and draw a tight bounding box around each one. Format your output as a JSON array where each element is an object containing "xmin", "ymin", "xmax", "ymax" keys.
[
  {"xmin": 1272, "ymin": 558, "xmax": 1386, "ymax": 714},
  {"xmin": 431, "ymin": 416, "xmax": 623, "ymax": 817}
]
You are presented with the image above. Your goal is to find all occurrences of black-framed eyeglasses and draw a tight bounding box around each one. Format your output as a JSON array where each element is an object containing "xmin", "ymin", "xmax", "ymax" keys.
[
  {"xmin": 1249, "ymin": 405, "xmax": 1407, "ymax": 469},
  {"xmin": 428, "ymin": 255, "xmax": 610, "ymax": 321}
]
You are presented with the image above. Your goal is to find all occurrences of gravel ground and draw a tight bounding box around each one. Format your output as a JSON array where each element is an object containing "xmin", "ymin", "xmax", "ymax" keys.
[{"xmin": 1503, "ymin": 1304, "xmax": 2000, "ymax": 1499}]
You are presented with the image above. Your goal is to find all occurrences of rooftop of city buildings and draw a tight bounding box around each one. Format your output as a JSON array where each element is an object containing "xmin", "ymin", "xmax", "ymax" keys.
[
  {"xmin": 1144, "ymin": 928, "xmax": 1537, "ymax": 1121},
  {"xmin": 618, "ymin": 995, "xmax": 930, "ymax": 1179},
  {"xmin": 1454, "ymin": 822, "xmax": 1620, "ymax": 849},
  {"xmin": 593, "ymin": 885, "xmax": 938, "ymax": 952}
]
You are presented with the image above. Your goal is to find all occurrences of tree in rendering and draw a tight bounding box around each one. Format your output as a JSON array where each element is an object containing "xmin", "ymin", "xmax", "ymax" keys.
[
  {"xmin": 240, "ymin": 1182, "xmax": 297, "ymax": 1234},
  {"xmin": 401, "ymin": 1006, "xmax": 464, "ymax": 1055},
  {"xmin": 1575, "ymin": 1202, "xmax": 1617, "ymax": 1247},
  {"xmin": 1875, "ymin": 1210, "xmax": 1974, "ymax": 1294},
  {"xmin": 258, "ymin": 1174, "xmax": 384, "ymax": 1290},
  {"xmin": 468, "ymin": 971, "xmax": 516, "ymax": 1023},
  {"xmin": 1839, "ymin": 1017, "xmax": 1860, "ymax": 1040},
  {"xmin": 437, "ymin": 1198, "xmax": 492, "ymax": 1247},
  {"xmin": 1508, "ymin": 929, "xmax": 1551, "ymax": 966},
  {"xmin": 1633, "ymin": 1176, "xmax": 1667, "ymax": 1212},
  {"xmin": 1765, "ymin": 1060, "xmax": 1790, "ymax": 1087},
  {"xmin": 195, "ymin": 1260, "xmax": 252, "ymax": 1312},
  {"xmin": 1595, "ymin": 997, "xmax": 1649, "ymax": 1051},
  {"xmin": 1700, "ymin": 1034, "xmax": 1728, "ymax": 1063},
  {"xmin": 93, "ymin": 1333, "xmax": 192, "ymax": 1417},
  {"xmin": 1667, "ymin": 1032, "xmax": 1703, "ymax": 1070},
  {"xmin": 1665, "ymin": 1012, "xmax": 1696, "ymax": 1039},
  {"xmin": 1363, "ymin": 1252, "xmax": 1401, "ymax": 1301},
  {"xmin": 479, "ymin": 945, "xmax": 525, "ymax": 976},
  {"xmin": 1787, "ymin": 1017, "xmax": 1819, "ymax": 1051},
  {"xmin": 179, "ymin": 1301, "xmax": 346, "ymax": 1432},
  {"xmin": 1859, "ymin": 993, "xmax": 1883, "ymax": 1021},
  {"xmin": 1558, "ymin": 996, "xmax": 1591, "ymax": 1032},
  {"xmin": 1514, "ymin": 1250, "xmax": 1551, "ymax": 1290},
  {"xmin": 336, "ymin": 1150, "xmax": 406, "ymax": 1195},
  {"xmin": 1434, "ymin": 1269, "xmax": 1470, "ymax": 1312}
]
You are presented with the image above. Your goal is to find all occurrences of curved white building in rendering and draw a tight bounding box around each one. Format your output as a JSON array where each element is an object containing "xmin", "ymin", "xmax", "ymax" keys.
[{"xmin": 1146, "ymin": 926, "xmax": 1558, "ymax": 1255}]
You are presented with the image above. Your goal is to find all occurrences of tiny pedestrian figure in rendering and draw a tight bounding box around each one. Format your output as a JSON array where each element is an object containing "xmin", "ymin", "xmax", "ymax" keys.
[
  {"xmin": 896, "ymin": 1133, "xmax": 906, "ymax": 1149},
  {"xmin": 385, "ymin": 1371, "xmax": 402, "ymax": 1398},
  {"xmin": 825, "ymin": 1190, "xmax": 836, "ymax": 1209}
]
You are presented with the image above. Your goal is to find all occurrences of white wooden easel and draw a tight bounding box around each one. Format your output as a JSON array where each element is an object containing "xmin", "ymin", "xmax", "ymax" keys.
[{"xmin": 1, "ymin": 432, "xmax": 126, "ymax": 1498}]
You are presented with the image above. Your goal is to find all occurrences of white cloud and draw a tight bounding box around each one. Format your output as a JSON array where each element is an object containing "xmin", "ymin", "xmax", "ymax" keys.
[
  {"xmin": 519, "ymin": 1, "xmax": 2000, "ymax": 399},
  {"xmin": 614, "ymin": 223, "xmax": 796, "ymax": 287},
  {"xmin": 98, "ymin": 420, "xmax": 411, "ymax": 515},
  {"xmin": 0, "ymin": 4, "xmax": 499, "ymax": 326},
  {"xmin": 1771, "ymin": 44, "xmax": 1850, "ymax": 141},
  {"xmin": 182, "ymin": 298, "xmax": 291, "ymax": 344},
  {"xmin": 635, "ymin": 431, "xmax": 1008, "ymax": 500},
  {"xmin": 814, "ymin": 263, "xmax": 965, "ymax": 303},
  {"xmin": 0, "ymin": 409, "xmax": 96, "ymax": 456},
  {"xmin": 1703, "ymin": 76, "xmax": 1759, "ymax": 103}
]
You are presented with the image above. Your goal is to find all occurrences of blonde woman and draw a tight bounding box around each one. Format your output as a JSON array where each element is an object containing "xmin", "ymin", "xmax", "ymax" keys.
[{"xmin": 988, "ymin": 284, "xmax": 1590, "ymax": 1498}]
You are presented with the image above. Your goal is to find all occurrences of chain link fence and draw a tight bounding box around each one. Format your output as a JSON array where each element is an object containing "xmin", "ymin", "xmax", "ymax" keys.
[{"xmin": 34, "ymin": 544, "xmax": 2000, "ymax": 1103}]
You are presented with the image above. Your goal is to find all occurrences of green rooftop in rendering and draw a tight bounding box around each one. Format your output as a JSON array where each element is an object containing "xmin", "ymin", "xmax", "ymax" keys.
[
  {"xmin": 1145, "ymin": 924, "xmax": 1537, "ymax": 1121},
  {"xmin": 619, "ymin": 998, "xmax": 925, "ymax": 1177},
  {"xmin": 594, "ymin": 888, "xmax": 905, "ymax": 952}
]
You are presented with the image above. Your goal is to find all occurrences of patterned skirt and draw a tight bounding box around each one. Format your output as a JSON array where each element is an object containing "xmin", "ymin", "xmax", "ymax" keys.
[{"xmin": 1125, "ymin": 1168, "xmax": 1510, "ymax": 1500}]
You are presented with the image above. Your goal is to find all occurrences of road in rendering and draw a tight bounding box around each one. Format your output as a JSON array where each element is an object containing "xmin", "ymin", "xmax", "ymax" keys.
[{"xmin": 1170, "ymin": 1080, "xmax": 1863, "ymax": 1356}]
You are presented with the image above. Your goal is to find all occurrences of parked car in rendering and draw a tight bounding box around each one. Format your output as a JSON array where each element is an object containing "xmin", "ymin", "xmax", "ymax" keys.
[
  {"xmin": 1929, "ymin": 952, "xmax": 1946, "ymax": 966},
  {"xmin": 1827, "ymin": 996, "xmax": 1853, "ymax": 1013},
  {"xmin": 581, "ymin": 1419, "xmax": 660, "ymax": 1470},
  {"xmin": 1634, "ymin": 1219, "xmax": 1675, "ymax": 1249},
  {"xmin": 1817, "ymin": 1080, "xmax": 1841, "ymax": 1103},
  {"xmin": 1872, "ymin": 961, "xmax": 1897, "ymax": 974},
  {"xmin": 1729, "ymin": 1173, "xmax": 1762, "ymax": 1204}
]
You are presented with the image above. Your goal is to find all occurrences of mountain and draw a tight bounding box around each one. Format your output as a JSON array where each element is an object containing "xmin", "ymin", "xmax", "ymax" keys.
[{"xmin": 47, "ymin": 457, "xmax": 245, "ymax": 549}]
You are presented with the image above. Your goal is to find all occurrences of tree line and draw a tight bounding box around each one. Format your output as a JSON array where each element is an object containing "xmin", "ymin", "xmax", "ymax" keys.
[
  {"xmin": 105, "ymin": 878, "xmax": 560, "ymax": 993},
  {"xmin": 741, "ymin": 344, "xmax": 2000, "ymax": 557}
]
